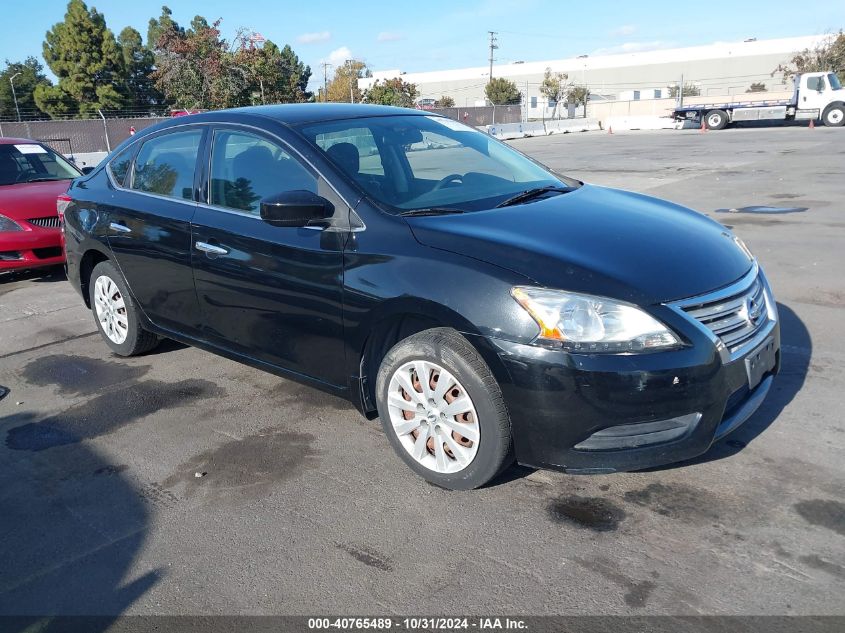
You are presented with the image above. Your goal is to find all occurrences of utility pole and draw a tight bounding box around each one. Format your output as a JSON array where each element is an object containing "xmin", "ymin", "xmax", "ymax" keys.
[
  {"xmin": 321, "ymin": 62, "xmax": 333, "ymax": 102},
  {"xmin": 9, "ymin": 72, "xmax": 22, "ymax": 122},
  {"xmin": 487, "ymin": 31, "xmax": 498, "ymax": 84}
]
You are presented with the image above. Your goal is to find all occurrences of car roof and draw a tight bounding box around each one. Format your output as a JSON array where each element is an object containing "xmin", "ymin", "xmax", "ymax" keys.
[{"xmin": 165, "ymin": 103, "xmax": 431, "ymax": 127}]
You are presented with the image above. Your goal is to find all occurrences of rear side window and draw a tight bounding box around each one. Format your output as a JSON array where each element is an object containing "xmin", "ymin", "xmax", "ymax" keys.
[
  {"xmin": 108, "ymin": 144, "xmax": 135, "ymax": 187},
  {"xmin": 131, "ymin": 129, "xmax": 202, "ymax": 200},
  {"xmin": 806, "ymin": 76, "xmax": 824, "ymax": 91},
  {"xmin": 210, "ymin": 130, "xmax": 317, "ymax": 215}
]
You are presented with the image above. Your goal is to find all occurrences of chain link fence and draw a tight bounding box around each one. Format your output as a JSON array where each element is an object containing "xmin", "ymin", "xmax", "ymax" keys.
[
  {"xmin": 0, "ymin": 106, "xmax": 523, "ymax": 155},
  {"xmin": 0, "ymin": 117, "xmax": 167, "ymax": 155}
]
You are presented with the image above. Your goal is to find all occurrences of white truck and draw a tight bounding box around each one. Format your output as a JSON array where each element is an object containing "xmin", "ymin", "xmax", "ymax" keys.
[{"xmin": 673, "ymin": 71, "xmax": 844, "ymax": 129}]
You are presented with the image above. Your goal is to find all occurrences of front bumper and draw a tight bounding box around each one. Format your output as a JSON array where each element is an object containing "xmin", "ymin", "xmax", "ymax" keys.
[
  {"xmin": 0, "ymin": 228, "xmax": 64, "ymax": 271},
  {"xmin": 485, "ymin": 277, "xmax": 780, "ymax": 474}
]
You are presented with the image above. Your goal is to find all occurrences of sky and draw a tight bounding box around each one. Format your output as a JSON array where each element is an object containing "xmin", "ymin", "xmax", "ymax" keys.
[{"xmin": 2, "ymin": 0, "xmax": 843, "ymax": 91}]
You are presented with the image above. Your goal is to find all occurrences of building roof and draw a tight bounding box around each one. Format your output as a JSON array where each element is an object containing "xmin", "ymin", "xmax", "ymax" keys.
[{"xmin": 362, "ymin": 35, "xmax": 826, "ymax": 87}]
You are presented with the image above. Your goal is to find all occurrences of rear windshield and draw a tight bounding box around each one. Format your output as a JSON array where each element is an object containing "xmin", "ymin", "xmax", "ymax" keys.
[{"xmin": 0, "ymin": 143, "xmax": 79, "ymax": 186}]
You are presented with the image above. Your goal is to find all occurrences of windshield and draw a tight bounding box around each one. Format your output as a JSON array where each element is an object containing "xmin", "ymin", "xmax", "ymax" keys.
[
  {"xmin": 829, "ymin": 73, "xmax": 842, "ymax": 90},
  {"xmin": 0, "ymin": 143, "xmax": 80, "ymax": 186},
  {"xmin": 298, "ymin": 115, "xmax": 578, "ymax": 212}
]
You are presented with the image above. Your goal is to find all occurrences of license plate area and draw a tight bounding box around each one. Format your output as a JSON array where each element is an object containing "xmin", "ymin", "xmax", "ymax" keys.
[{"xmin": 745, "ymin": 337, "xmax": 776, "ymax": 390}]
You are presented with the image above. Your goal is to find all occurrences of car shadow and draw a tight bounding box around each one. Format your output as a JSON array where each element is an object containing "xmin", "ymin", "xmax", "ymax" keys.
[
  {"xmin": 0, "ymin": 404, "xmax": 160, "ymax": 629},
  {"xmin": 648, "ymin": 302, "xmax": 810, "ymax": 470}
]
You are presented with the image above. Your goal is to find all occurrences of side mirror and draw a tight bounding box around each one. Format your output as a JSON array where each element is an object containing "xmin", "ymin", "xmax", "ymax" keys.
[
  {"xmin": 81, "ymin": 166, "xmax": 95, "ymax": 175},
  {"xmin": 259, "ymin": 190, "xmax": 334, "ymax": 228}
]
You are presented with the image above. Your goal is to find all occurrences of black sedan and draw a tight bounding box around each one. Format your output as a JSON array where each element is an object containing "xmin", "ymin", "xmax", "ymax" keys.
[{"xmin": 62, "ymin": 104, "xmax": 780, "ymax": 490}]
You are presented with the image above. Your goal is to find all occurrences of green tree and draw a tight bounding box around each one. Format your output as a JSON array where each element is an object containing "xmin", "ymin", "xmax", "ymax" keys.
[
  {"xmin": 147, "ymin": 5, "xmax": 183, "ymax": 49},
  {"xmin": 774, "ymin": 30, "xmax": 845, "ymax": 79},
  {"xmin": 326, "ymin": 59, "xmax": 368, "ymax": 103},
  {"xmin": 36, "ymin": 0, "xmax": 125, "ymax": 117},
  {"xmin": 117, "ymin": 26, "xmax": 162, "ymax": 110},
  {"xmin": 539, "ymin": 67, "xmax": 569, "ymax": 118},
  {"xmin": 566, "ymin": 85, "xmax": 590, "ymax": 105},
  {"xmin": 667, "ymin": 82, "xmax": 701, "ymax": 98},
  {"xmin": 435, "ymin": 95, "xmax": 455, "ymax": 107},
  {"xmin": 0, "ymin": 57, "xmax": 52, "ymax": 120},
  {"xmin": 362, "ymin": 77, "xmax": 418, "ymax": 107},
  {"xmin": 746, "ymin": 82, "xmax": 768, "ymax": 93},
  {"xmin": 152, "ymin": 17, "xmax": 248, "ymax": 109},
  {"xmin": 233, "ymin": 35, "xmax": 312, "ymax": 105},
  {"xmin": 484, "ymin": 77, "xmax": 520, "ymax": 105}
]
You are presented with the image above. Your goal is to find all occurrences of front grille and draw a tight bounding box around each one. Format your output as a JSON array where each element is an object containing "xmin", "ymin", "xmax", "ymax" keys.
[
  {"xmin": 680, "ymin": 272, "xmax": 768, "ymax": 353},
  {"xmin": 27, "ymin": 216, "xmax": 61, "ymax": 229}
]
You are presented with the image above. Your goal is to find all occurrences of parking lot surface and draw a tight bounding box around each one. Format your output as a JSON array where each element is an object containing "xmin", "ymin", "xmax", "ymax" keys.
[{"xmin": 1, "ymin": 127, "xmax": 843, "ymax": 616}]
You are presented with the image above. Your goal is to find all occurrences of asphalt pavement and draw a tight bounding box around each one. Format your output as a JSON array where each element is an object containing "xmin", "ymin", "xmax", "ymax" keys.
[{"xmin": 0, "ymin": 126, "xmax": 843, "ymax": 617}]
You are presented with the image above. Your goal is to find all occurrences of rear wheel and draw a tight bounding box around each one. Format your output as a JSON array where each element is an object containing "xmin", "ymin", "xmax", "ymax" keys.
[
  {"xmin": 704, "ymin": 109, "xmax": 729, "ymax": 130},
  {"xmin": 822, "ymin": 105, "xmax": 844, "ymax": 127},
  {"xmin": 375, "ymin": 328, "xmax": 513, "ymax": 490},
  {"xmin": 89, "ymin": 260, "xmax": 159, "ymax": 356}
]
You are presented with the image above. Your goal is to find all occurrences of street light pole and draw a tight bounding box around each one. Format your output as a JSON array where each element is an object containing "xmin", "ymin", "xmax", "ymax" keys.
[{"xmin": 9, "ymin": 72, "xmax": 22, "ymax": 122}]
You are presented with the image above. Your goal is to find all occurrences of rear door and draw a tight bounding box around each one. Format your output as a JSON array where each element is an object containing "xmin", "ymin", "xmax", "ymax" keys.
[
  {"xmin": 105, "ymin": 126, "xmax": 205, "ymax": 334},
  {"xmin": 191, "ymin": 126, "xmax": 347, "ymax": 387}
]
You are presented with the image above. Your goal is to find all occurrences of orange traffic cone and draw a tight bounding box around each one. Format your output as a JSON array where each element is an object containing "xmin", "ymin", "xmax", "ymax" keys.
[
  {"xmin": 608, "ymin": 125, "xmax": 613, "ymax": 134},
  {"xmin": 809, "ymin": 118, "xmax": 815, "ymax": 129},
  {"xmin": 699, "ymin": 120, "xmax": 707, "ymax": 133}
]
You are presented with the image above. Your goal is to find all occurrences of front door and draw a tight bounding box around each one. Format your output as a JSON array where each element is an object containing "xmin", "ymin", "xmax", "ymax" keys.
[
  {"xmin": 105, "ymin": 127, "xmax": 204, "ymax": 333},
  {"xmin": 191, "ymin": 127, "xmax": 347, "ymax": 387},
  {"xmin": 801, "ymin": 74, "xmax": 829, "ymax": 117}
]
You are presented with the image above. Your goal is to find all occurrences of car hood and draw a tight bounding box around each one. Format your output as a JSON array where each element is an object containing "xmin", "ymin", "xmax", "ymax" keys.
[
  {"xmin": 406, "ymin": 184, "xmax": 753, "ymax": 305},
  {"xmin": 0, "ymin": 180, "xmax": 72, "ymax": 221}
]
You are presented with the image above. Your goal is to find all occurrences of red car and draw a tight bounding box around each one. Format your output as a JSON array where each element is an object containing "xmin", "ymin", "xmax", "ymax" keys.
[{"xmin": 0, "ymin": 138, "xmax": 82, "ymax": 272}]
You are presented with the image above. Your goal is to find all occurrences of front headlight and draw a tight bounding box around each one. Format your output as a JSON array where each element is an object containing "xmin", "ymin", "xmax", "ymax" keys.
[
  {"xmin": 0, "ymin": 213, "xmax": 23, "ymax": 233},
  {"xmin": 511, "ymin": 286, "xmax": 681, "ymax": 352}
]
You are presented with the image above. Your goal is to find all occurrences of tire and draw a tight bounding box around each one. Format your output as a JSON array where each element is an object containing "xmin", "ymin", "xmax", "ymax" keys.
[
  {"xmin": 704, "ymin": 110, "xmax": 729, "ymax": 130},
  {"xmin": 822, "ymin": 105, "xmax": 845, "ymax": 127},
  {"xmin": 88, "ymin": 260, "xmax": 159, "ymax": 356},
  {"xmin": 375, "ymin": 327, "xmax": 513, "ymax": 490}
]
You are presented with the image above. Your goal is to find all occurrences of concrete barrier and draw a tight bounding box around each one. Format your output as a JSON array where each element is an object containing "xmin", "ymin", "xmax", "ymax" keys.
[{"xmin": 485, "ymin": 118, "xmax": 600, "ymax": 140}]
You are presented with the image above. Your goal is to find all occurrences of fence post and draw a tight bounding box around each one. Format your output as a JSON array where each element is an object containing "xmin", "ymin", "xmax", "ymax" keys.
[{"xmin": 97, "ymin": 109, "xmax": 111, "ymax": 152}]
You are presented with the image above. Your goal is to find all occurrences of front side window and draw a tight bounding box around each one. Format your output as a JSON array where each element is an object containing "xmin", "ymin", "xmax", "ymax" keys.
[
  {"xmin": 806, "ymin": 76, "xmax": 824, "ymax": 91},
  {"xmin": 131, "ymin": 129, "xmax": 202, "ymax": 200},
  {"xmin": 209, "ymin": 130, "xmax": 317, "ymax": 215},
  {"xmin": 299, "ymin": 115, "xmax": 576, "ymax": 213},
  {"xmin": 0, "ymin": 143, "xmax": 79, "ymax": 186}
]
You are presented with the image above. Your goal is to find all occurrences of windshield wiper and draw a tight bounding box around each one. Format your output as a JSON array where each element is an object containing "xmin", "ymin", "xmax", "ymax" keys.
[
  {"xmin": 400, "ymin": 207, "xmax": 467, "ymax": 217},
  {"xmin": 495, "ymin": 185, "xmax": 576, "ymax": 208}
]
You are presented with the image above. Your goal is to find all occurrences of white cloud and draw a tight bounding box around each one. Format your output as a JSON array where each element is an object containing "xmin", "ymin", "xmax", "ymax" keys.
[
  {"xmin": 377, "ymin": 31, "xmax": 403, "ymax": 42},
  {"xmin": 297, "ymin": 31, "xmax": 331, "ymax": 44},
  {"xmin": 591, "ymin": 40, "xmax": 674, "ymax": 56},
  {"xmin": 610, "ymin": 24, "xmax": 637, "ymax": 37},
  {"xmin": 325, "ymin": 46, "xmax": 353, "ymax": 67}
]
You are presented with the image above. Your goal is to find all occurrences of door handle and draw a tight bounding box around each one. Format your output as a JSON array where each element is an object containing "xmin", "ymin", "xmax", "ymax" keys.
[
  {"xmin": 109, "ymin": 222, "xmax": 131, "ymax": 233},
  {"xmin": 195, "ymin": 241, "xmax": 229, "ymax": 256}
]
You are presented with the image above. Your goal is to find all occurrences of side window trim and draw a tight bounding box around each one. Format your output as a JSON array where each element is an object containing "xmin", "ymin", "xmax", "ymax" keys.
[
  {"xmin": 107, "ymin": 141, "xmax": 141, "ymax": 189},
  {"xmin": 127, "ymin": 125, "xmax": 207, "ymax": 204}
]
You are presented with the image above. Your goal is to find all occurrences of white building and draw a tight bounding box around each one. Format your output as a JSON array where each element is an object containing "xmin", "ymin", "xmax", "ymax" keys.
[{"xmin": 359, "ymin": 35, "xmax": 825, "ymax": 117}]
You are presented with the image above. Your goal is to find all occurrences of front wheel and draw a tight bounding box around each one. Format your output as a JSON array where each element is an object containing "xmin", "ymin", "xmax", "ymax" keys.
[
  {"xmin": 375, "ymin": 328, "xmax": 513, "ymax": 490},
  {"xmin": 822, "ymin": 105, "xmax": 845, "ymax": 127},
  {"xmin": 89, "ymin": 260, "xmax": 160, "ymax": 356},
  {"xmin": 704, "ymin": 109, "xmax": 729, "ymax": 130}
]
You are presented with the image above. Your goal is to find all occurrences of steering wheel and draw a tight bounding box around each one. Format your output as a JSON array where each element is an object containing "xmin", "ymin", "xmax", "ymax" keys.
[{"xmin": 432, "ymin": 173, "xmax": 464, "ymax": 191}]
